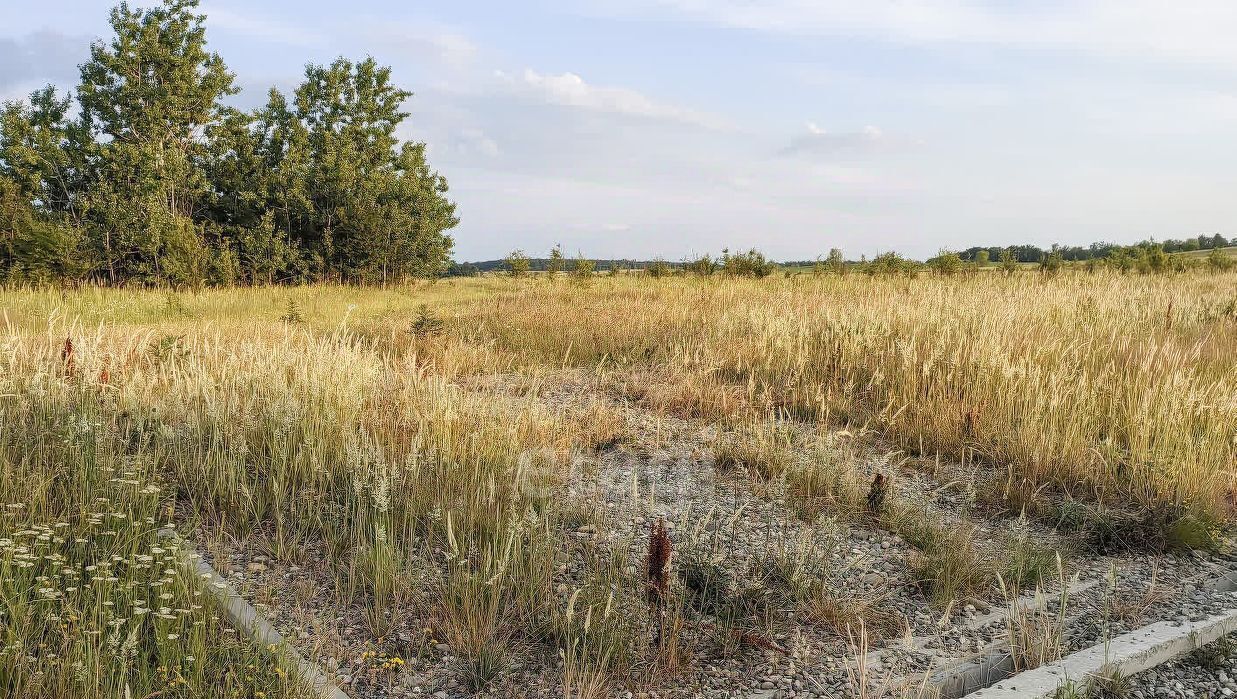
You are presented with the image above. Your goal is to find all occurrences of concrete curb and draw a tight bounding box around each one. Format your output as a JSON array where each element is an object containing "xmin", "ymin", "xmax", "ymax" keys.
[
  {"xmin": 160, "ymin": 531, "xmax": 350, "ymax": 699},
  {"xmin": 927, "ymin": 564, "xmax": 1237, "ymax": 699},
  {"xmin": 964, "ymin": 607, "xmax": 1237, "ymax": 698},
  {"xmin": 872, "ymin": 578, "xmax": 1101, "ymax": 699}
]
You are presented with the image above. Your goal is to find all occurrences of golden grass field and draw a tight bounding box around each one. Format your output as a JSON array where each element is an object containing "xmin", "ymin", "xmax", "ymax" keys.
[{"xmin": 1, "ymin": 270, "xmax": 1235, "ymax": 697}]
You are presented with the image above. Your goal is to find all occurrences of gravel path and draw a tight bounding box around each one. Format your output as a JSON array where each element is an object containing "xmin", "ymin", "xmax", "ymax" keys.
[
  {"xmin": 187, "ymin": 369, "xmax": 1236, "ymax": 698},
  {"xmin": 1128, "ymin": 632, "xmax": 1236, "ymax": 699}
]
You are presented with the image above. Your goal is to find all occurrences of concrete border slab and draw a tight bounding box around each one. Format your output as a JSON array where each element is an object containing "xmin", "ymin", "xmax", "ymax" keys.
[
  {"xmin": 160, "ymin": 531, "xmax": 350, "ymax": 699},
  {"xmin": 964, "ymin": 608, "xmax": 1237, "ymax": 698}
]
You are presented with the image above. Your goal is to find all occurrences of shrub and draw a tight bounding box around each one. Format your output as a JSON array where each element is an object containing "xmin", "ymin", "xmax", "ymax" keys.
[{"xmin": 505, "ymin": 249, "xmax": 530, "ymax": 277}]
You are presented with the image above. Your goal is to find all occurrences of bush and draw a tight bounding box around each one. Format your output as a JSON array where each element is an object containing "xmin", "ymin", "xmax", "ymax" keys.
[
  {"xmin": 572, "ymin": 254, "xmax": 595, "ymax": 283},
  {"xmin": 684, "ymin": 255, "xmax": 716, "ymax": 276},
  {"xmin": 645, "ymin": 258, "xmax": 673, "ymax": 278},
  {"xmin": 865, "ymin": 251, "xmax": 912, "ymax": 276},
  {"xmin": 927, "ymin": 249, "xmax": 963, "ymax": 276},
  {"xmin": 1207, "ymin": 247, "xmax": 1234, "ymax": 272},
  {"xmin": 720, "ymin": 248, "xmax": 775, "ymax": 278},
  {"xmin": 505, "ymin": 249, "xmax": 530, "ymax": 277}
]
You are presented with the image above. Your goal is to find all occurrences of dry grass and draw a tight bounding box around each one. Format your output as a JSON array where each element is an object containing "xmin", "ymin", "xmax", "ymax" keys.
[{"xmin": 1, "ymin": 269, "xmax": 1232, "ymax": 695}]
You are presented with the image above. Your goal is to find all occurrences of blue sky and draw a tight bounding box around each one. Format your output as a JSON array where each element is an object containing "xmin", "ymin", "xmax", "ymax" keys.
[{"xmin": 3, "ymin": 1, "xmax": 1237, "ymax": 261}]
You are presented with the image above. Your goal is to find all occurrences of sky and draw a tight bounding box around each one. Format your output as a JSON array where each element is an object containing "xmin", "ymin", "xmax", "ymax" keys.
[{"xmin": 2, "ymin": 1, "xmax": 1237, "ymax": 261}]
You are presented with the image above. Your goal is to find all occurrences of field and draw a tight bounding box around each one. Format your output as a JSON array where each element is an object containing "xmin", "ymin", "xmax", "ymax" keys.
[{"xmin": 2, "ymin": 271, "xmax": 1236, "ymax": 698}]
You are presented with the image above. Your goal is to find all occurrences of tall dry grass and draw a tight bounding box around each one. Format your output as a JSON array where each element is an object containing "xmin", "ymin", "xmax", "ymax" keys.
[
  {"xmin": 1, "ymin": 268, "xmax": 1232, "ymax": 694},
  {"xmin": 460, "ymin": 272, "xmax": 1237, "ymax": 528}
]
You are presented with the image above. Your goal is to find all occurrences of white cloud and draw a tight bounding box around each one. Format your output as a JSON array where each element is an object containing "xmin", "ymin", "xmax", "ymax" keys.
[
  {"xmin": 453, "ymin": 127, "xmax": 500, "ymax": 157},
  {"xmin": 200, "ymin": 5, "xmax": 324, "ymax": 46},
  {"xmin": 349, "ymin": 21, "xmax": 478, "ymax": 71},
  {"xmin": 0, "ymin": 30, "xmax": 87, "ymax": 93},
  {"xmin": 779, "ymin": 124, "xmax": 886, "ymax": 159},
  {"xmin": 623, "ymin": 1, "xmax": 1237, "ymax": 66},
  {"xmin": 514, "ymin": 68, "xmax": 729, "ymax": 129}
]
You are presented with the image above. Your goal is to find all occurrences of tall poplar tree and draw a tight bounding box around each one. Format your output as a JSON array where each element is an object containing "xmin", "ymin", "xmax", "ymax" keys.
[{"xmin": 76, "ymin": 0, "xmax": 236, "ymax": 284}]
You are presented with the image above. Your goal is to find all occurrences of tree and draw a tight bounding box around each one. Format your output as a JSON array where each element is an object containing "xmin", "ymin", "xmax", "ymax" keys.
[
  {"xmin": 546, "ymin": 243, "xmax": 564, "ymax": 278},
  {"xmin": 973, "ymin": 250, "xmax": 990, "ymax": 267},
  {"xmin": 1135, "ymin": 245, "xmax": 1170, "ymax": 274},
  {"xmin": 999, "ymin": 248, "xmax": 1019, "ymax": 275},
  {"xmin": 1108, "ymin": 248, "xmax": 1134, "ymax": 273},
  {"xmin": 646, "ymin": 258, "xmax": 672, "ymax": 278},
  {"xmin": 1206, "ymin": 246, "xmax": 1233, "ymax": 272},
  {"xmin": 447, "ymin": 262, "xmax": 480, "ymax": 277},
  {"xmin": 685, "ymin": 254, "xmax": 716, "ymax": 276},
  {"xmin": 75, "ymin": 0, "xmax": 237, "ymax": 285},
  {"xmin": 825, "ymin": 248, "xmax": 847, "ymax": 274},
  {"xmin": 0, "ymin": 90, "xmax": 93, "ymax": 280},
  {"xmin": 1039, "ymin": 248, "xmax": 1064, "ymax": 275},
  {"xmin": 505, "ymin": 249, "xmax": 530, "ymax": 277},
  {"xmin": 262, "ymin": 57, "xmax": 458, "ymax": 283},
  {"xmin": 866, "ymin": 251, "xmax": 910, "ymax": 276},
  {"xmin": 927, "ymin": 249, "xmax": 963, "ymax": 276},
  {"xmin": 571, "ymin": 253, "xmax": 595, "ymax": 283},
  {"xmin": 719, "ymin": 248, "xmax": 775, "ymax": 278},
  {"xmin": 0, "ymin": 0, "xmax": 459, "ymax": 286}
]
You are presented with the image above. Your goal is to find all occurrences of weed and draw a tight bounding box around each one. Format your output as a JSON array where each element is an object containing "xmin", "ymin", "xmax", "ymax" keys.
[
  {"xmin": 867, "ymin": 473, "xmax": 889, "ymax": 518},
  {"xmin": 1191, "ymin": 635, "xmax": 1235, "ymax": 672},
  {"xmin": 646, "ymin": 517, "xmax": 672, "ymax": 645},
  {"xmin": 410, "ymin": 303, "xmax": 445, "ymax": 338},
  {"xmin": 279, "ymin": 297, "xmax": 304, "ymax": 323}
]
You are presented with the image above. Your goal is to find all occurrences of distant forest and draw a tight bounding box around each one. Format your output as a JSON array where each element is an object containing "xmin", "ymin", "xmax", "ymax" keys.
[
  {"xmin": 778, "ymin": 234, "xmax": 1236, "ymax": 269},
  {"xmin": 457, "ymin": 235, "xmax": 1237, "ymax": 277},
  {"xmin": 956, "ymin": 234, "xmax": 1235, "ymax": 263}
]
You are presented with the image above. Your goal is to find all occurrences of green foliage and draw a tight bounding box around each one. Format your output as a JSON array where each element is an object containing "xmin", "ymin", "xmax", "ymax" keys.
[
  {"xmin": 927, "ymin": 249, "xmax": 963, "ymax": 276},
  {"xmin": 825, "ymin": 248, "xmax": 847, "ymax": 274},
  {"xmin": 1206, "ymin": 246, "xmax": 1234, "ymax": 272},
  {"xmin": 448, "ymin": 262, "xmax": 481, "ymax": 277},
  {"xmin": 0, "ymin": 0, "xmax": 456, "ymax": 287},
  {"xmin": 684, "ymin": 254, "xmax": 716, "ymax": 276},
  {"xmin": 411, "ymin": 304, "xmax": 445, "ymax": 338},
  {"xmin": 571, "ymin": 253, "xmax": 595, "ymax": 283},
  {"xmin": 646, "ymin": 258, "xmax": 672, "ymax": 278},
  {"xmin": 1135, "ymin": 245, "xmax": 1170, "ymax": 274},
  {"xmin": 505, "ymin": 249, "xmax": 530, "ymax": 277},
  {"xmin": 999, "ymin": 247, "xmax": 1020, "ymax": 274},
  {"xmin": 865, "ymin": 251, "xmax": 913, "ymax": 276},
  {"xmin": 546, "ymin": 243, "xmax": 565, "ymax": 277},
  {"xmin": 1040, "ymin": 248, "xmax": 1065, "ymax": 275},
  {"xmin": 719, "ymin": 248, "xmax": 775, "ymax": 278},
  {"xmin": 1107, "ymin": 248, "xmax": 1134, "ymax": 273},
  {"xmin": 279, "ymin": 297, "xmax": 304, "ymax": 324}
]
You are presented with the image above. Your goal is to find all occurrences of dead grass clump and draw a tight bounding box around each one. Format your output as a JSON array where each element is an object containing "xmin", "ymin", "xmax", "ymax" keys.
[
  {"xmin": 781, "ymin": 437, "xmax": 867, "ymax": 519},
  {"xmin": 712, "ymin": 423, "xmax": 796, "ymax": 482},
  {"xmin": 890, "ymin": 507, "xmax": 994, "ymax": 608},
  {"xmin": 804, "ymin": 591, "xmax": 904, "ymax": 642}
]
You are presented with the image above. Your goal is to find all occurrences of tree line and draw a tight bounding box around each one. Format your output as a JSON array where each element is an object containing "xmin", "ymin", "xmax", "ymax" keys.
[
  {"xmin": 958, "ymin": 234, "xmax": 1235, "ymax": 264},
  {"xmin": 478, "ymin": 239, "xmax": 1234, "ymax": 279},
  {"xmin": 0, "ymin": 0, "xmax": 457, "ymax": 287}
]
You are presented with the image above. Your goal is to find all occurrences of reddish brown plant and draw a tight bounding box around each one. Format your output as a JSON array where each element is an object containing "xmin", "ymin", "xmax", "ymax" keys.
[
  {"xmin": 646, "ymin": 517, "xmax": 671, "ymax": 608},
  {"xmin": 866, "ymin": 473, "xmax": 888, "ymax": 517},
  {"xmin": 61, "ymin": 336, "xmax": 75, "ymax": 377},
  {"xmin": 646, "ymin": 516, "xmax": 673, "ymax": 647},
  {"xmin": 963, "ymin": 405, "xmax": 980, "ymax": 437}
]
